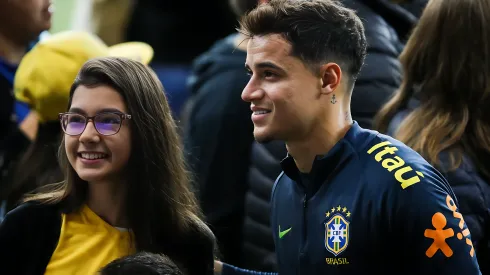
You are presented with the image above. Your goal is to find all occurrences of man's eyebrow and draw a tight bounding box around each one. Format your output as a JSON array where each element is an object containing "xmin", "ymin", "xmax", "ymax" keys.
[{"xmin": 252, "ymin": 61, "xmax": 287, "ymax": 74}]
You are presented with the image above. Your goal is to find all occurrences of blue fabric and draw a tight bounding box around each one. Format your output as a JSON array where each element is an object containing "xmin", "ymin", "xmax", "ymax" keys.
[
  {"xmin": 270, "ymin": 122, "xmax": 481, "ymax": 274},
  {"xmin": 0, "ymin": 57, "xmax": 16, "ymax": 85},
  {"xmin": 0, "ymin": 201, "xmax": 5, "ymax": 223},
  {"xmin": 222, "ymin": 263, "xmax": 277, "ymax": 275},
  {"xmin": 14, "ymin": 101, "xmax": 30, "ymax": 123},
  {"xmin": 151, "ymin": 63, "xmax": 191, "ymax": 118}
]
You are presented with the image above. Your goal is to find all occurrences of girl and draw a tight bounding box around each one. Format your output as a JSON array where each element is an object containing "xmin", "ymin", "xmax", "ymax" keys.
[
  {"xmin": 0, "ymin": 57, "xmax": 215, "ymax": 275},
  {"xmin": 375, "ymin": 0, "xmax": 490, "ymax": 272},
  {"xmin": 0, "ymin": 30, "xmax": 156, "ymax": 216}
]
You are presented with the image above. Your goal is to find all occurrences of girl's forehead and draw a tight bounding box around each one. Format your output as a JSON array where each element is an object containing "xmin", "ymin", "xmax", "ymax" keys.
[{"xmin": 71, "ymin": 85, "xmax": 128, "ymax": 114}]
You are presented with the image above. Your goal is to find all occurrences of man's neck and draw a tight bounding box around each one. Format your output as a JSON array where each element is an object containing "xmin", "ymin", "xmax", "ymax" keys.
[
  {"xmin": 0, "ymin": 32, "xmax": 28, "ymax": 64},
  {"xmin": 87, "ymin": 179, "xmax": 128, "ymax": 228},
  {"xmin": 286, "ymin": 108, "xmax": 353, "ymax": 173}
]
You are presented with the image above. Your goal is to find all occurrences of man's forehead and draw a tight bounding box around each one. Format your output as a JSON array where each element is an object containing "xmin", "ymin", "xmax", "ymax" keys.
[
  {"xmin": 248, "ymin": 34, "xmax": 289, "ymax": 50},
  {"xmin": 246, "ymin": 34, "xmax": 291, "ymax": 64}
]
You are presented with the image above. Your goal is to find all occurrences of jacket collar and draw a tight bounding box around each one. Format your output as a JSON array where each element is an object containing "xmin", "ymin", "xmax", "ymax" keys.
[{"xmin": 280, "ymin": 122, "xmax": 364, "ymax": 188}]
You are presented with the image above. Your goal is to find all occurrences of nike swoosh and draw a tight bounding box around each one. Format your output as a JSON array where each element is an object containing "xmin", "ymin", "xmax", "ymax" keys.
[{"xmin": 279, "ymin": 226, "xmax": 292, "ymax": 239}]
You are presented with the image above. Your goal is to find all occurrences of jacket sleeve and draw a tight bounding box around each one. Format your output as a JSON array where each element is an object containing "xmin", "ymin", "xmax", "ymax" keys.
[
  {"xmin": 0, "ymin": 203, "xmax": 61, "ymax": 275},
  {"xmin": 393, "ymin": 166, "xmax": 481, "ymax": 274},
  {"xmin": 441, "ymin": 161, "xmax": 490, "ymax": 275},
  {"xmin": 0, "ymin": 203, "xmax": 28, "ymax": 265}
]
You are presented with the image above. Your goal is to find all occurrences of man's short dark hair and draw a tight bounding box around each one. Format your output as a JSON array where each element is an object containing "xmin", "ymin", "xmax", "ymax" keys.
[
  {"xmin": 100, "ymin": 252, "xmax": 185, "ymax": 275},
  {"xmin": 229, "ymin": 0, "xmax": 260, "ymax": 17},
  {"xmin": 240, "ymin": 0, "xmax": 367, "ymax": 81}
]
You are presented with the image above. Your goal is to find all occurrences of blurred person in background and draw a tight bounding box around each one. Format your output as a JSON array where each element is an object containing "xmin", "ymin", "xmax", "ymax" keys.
[
  {"xmin": 397, "ymin": 0, "xmax": 428, "ymax": 17},
  {"xmin": 100, "ymin": 252, "xmax": 186, "ymax": 275},
  {"xmin": 0, "ymin": 31, "xmax": 153, "ymax": 216},
  {"xmin": 374, "ymin": 0, "xmax": 490, "ymax": 273},
  {"xmin": 183, "ymin": 0, "xmax": 263, "ymax": 266},
  {"xmin": 0, "ymin": 56, "xmax": 216, "ymax": 275},
  {"xmin": 184, "ymin": 0, "xmax": 424, "ymax": 271},
  {"xmin": 0, "ymin": 0, "xmax": 52, "ymax": 215},
  {"xmin": 125, "ymin": 0, "xmax": 237, "ymax": 118}
]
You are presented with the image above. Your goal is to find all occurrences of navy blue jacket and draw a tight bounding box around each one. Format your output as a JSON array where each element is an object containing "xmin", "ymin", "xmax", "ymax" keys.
[{"xmin": 223, "ymin": 122, "xmax": 481, "ymax": 275}]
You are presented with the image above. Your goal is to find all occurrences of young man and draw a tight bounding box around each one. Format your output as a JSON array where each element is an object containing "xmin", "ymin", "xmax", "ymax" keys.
[
  {"xmin": 215, "ymin": 0, "xmax": 481, "ymax": 274},
  {"xmin": 187, "ymin": 0, "xmax": 417, "ymax": 271}
]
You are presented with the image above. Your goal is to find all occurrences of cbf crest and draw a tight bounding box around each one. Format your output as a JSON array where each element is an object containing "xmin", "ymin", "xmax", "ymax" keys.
[{"xmin": 325, "ymin": 205, "xmax": 351, "ymax": 257}]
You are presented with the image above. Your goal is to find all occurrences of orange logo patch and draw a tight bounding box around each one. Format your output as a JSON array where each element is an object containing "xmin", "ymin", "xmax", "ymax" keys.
[
  {"xmin": 424, "ymin": 212, "xmax": 454, "ymax": 258},
  {"xmin": 424, "ymin": 195, "xmax": 475, "ymax": 258}
]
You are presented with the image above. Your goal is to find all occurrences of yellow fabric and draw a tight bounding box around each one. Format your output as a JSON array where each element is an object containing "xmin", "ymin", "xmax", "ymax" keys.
[
  {"xmin": 14, "ymin": 30, "xmax": 154, "ymax": 122},
  {"xmin": 44, "ymin": 205, "xmax": 135, "ymax": 275}
]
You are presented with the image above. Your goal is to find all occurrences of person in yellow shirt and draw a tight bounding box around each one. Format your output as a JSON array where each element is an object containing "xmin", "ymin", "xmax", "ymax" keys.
[
  {"xmin": 0, "ymin": 33, "xmax": 215, "ymax": 275},
  {"xmin": 0, "ymin": 30, "xmax": 153, "ymax": 212}
]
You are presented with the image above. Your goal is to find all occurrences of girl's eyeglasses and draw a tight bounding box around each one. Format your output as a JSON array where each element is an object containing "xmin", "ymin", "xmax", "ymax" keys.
[{"xmin": 59, "ymin": 112, "xmax": 132, "ymax": 136}]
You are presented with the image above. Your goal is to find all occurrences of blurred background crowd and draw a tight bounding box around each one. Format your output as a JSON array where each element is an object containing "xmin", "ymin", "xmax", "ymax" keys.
[{"xmin": 0, "ymin": 0, "xmax": 489, "ymax": 274}]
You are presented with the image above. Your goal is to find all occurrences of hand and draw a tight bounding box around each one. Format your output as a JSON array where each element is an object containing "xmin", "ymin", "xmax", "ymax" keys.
[{"xmin": 214, "ymin": 260, "xmax": 223, "ymax": 275}]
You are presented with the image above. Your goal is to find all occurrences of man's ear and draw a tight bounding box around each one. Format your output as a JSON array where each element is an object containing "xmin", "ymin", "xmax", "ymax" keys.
[{"xmin": 320, "ymin": 63, "xmax": 342, "ymax": 95}]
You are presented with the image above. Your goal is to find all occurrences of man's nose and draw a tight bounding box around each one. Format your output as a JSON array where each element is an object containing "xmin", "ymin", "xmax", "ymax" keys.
[{"xmin": 241, "ymin": 79, "xmax": 264, "ymax": 102}]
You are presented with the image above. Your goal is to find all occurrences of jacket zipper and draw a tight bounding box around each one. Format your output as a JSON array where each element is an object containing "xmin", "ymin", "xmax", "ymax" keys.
[
  {"xmin": 298, "ymin": 193, "xmax": 308, "ymax": 275},
  {"xmin": 300, "ymin": 163, "xmax": 343, "ymax": 253},
  {"xmin": 302, "ymin": 194, "xmax": 308, "ymax": 248}
]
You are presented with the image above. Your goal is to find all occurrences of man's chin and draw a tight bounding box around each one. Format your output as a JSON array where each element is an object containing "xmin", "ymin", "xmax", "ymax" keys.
[{"xmin": 253, "ymin": 132, "xmax": 274, "ymax": 144}]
